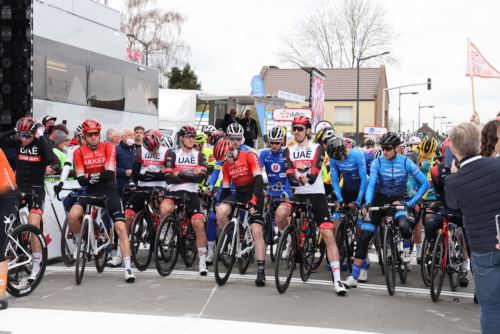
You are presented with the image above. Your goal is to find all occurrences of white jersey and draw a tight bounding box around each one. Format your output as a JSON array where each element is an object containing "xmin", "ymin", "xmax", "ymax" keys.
[
  {"xmin": 284, "ymin": 142, "xmax": 325, "ymax": 194},
  {"xmin": 136, "ymin": 146, "xmax": 168, "ymax": 188},
  {"xmin": 166, "ymin": 148, "xmax": 206, "ymax": 193}
]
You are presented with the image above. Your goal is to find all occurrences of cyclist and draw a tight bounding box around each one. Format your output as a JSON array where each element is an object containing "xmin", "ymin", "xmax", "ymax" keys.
[
  {"xmin": 314, "ymin": 126, "xmax": 336, "ymax": 195},
  {"xmin": 364, "ymin": 148, "xmax": 376, "ymax": 175},
  {"xmin": 202, "ymin": 125, "xmax": 217, "ymax": 149},
  {"xmin": 69, "ymin": 119, "xmax": 135, "ymax": 282},
  {"xmin": 0, "ymin": 117, "xmax": 54, "ymax": 282},
  {"xmin": 161, "ymin": 125, "xmax": 209, "ymax": 276},
  {"xmin": 343, "ymin": 132, "xmax": 429, "ymax": 287},
  {"xmin": 0, "ymin": 148, "xmax": 22, "ymax": 310},
  {"xmin": 365, "ymin": 139, "xmax": 375, "ymax": 150},
  {"xmin": 213, "ymin": 139, "xmax": 267, "ymax": 286},
  {"xmin": 343, "ymin": 138, "xmax": 353, "ymax": 149},
  {"xmin": 161, "ymin": 134, "xmax": 174, "ymax": 149},
  {"xmin": 274, "ymin": 116, "xmax": 347, "ymax": 295},
  {"xmin": 412, "ymin": 136, "xmax": 436, "ymax": 162}
]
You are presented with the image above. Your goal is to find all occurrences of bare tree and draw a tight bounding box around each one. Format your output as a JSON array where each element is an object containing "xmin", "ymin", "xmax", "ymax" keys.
[
  {"xmin": 276, "ymin": 0, "xmax": 398, "ymax": 69},
  {"xmin": 119, "ymin": 0, "xmax": 190, "ymax": 86}
]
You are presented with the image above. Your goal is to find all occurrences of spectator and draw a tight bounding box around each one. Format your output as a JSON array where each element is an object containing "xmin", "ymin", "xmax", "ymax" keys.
[
  {"xmin": 445, "ymin": 122, "xmax": 500, "ymax": 333},
  {"xmin": 239, "ymin": 109, "xmax": 259, "ymax": 148},
  {"xmin": 133, "ymin": 126, "xmax": 144, "ymax": 149},
  {"xmin": 106, "ymin": 128, "xmax": 120, "ymax": 146},
  {"xmin": 48, "ymin": 124, "xmax": 69, "ymax": 145},
  {"xmin": 116, "ymin": 128, "xmax": 136, "ymax": 196},
  {"xmin": 480, "ymin": 120, "xmax": 500, "ymax": 158},
  {"xmin": 47, "ymin": 130, "xmax": 74, "ymax": 181},
  {"xmin": 42, "ymin": 115, "xmax": 57, "ymax": 138},
  {"xmin": 222, "ymin": 109, "xmax": 239, "ymax": 133},
  {"xmin": 494, "ymin": 127, "xmax": 500, "ymax": 157}
]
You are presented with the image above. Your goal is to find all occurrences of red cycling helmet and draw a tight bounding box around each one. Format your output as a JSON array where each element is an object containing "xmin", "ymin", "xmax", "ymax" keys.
[
  {"xmin": 81, "ymin": 119, "xmax": 102, "ymax": 133},
  {"xmin": 16, "ymin": 117, "xmax": 36, "ymax": 133},
  {"xmin": 440, "ymin": 139, "xmax": 451, "ymax": 156},
  {"xmin": 143, "ymin": 129, "xmax": 161, "ymax": 152},
  {"xmin": 213, "ymin": 139, "xmax": 231, "ymax": 161},
  {"xmin": 210, "ymin": 131, "xmax": 226, "ymax": 146},
  {"xmin": 292, "ymin": 115, "xmax": 312, "ymax": 129},
  {"xmin": 179, "ymin": 125, "xmax": 196, "ymax": 137}
]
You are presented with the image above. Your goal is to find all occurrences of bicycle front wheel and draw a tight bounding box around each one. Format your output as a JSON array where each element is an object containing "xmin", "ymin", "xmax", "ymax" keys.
[
  {"xmin": 448, "ymin": 228, "xmax": 465, "ymax": 291},
  {"xmin": 383, "ymin": 226, "xmax": 396, "ymax": 295},
  {"xmin": 430, "ymin": 232, "xmax": 446, "ymax": 302},
  {"xmin": 6, "ymin": 224, "xmax": 48, "ymax": 297},
  {"xmin": 376, "ymin": 225, "xmax": 385, "ymax": 275},
  {"xmin": 60, "ymin": 217, "xmax": 76, "ymax": 267},
  {"xmin": 154, "ymin": 215, "xmax": 179, "ymax": 277},
  {"xmin": 420, "ymin": 238, "xmax": 432, "ymax": 287},
  {"xmin": 95, "ymin": 213, "xmax": 111, "ymax": 273},
  {"xmin": 237, "ymin": 225, "xmax": 254, "ymax": 275},
  {"xmin": 75, "ymin": 217, "xmax": 90, "ymax": 285},
  {"xmin": 333, "ymin": 221, "xmax": 346, "ymax": 273},
  {"xmin": 130, "ymin": 212, "xmax": 154, "ymax": 271},
  {"xmin": 214, "ymin": 221, "xmax": 237, "ymax": 286},
  {"xmin": 182, "ymin": 224, "xmax": 198, "ymax": 268},
  {"xmin": 299, "ymin": 218, "xmax": 316, "ymax": 282},
  {"xmin": 275, "ymin": 225, "xmax": 296, "ymax": 294}
]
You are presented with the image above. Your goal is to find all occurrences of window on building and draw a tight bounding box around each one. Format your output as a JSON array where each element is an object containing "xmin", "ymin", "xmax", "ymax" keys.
[
  {"xmin": 33, "ymin": 52, "xmax": 45, "ymax": 99},
  {"xmin": 334, "ymin": 106, "xmax": 353, "ymax": 124},
  {"xmin": 124, "ymin": 76, "xmax": 158, "ymax": 114},
  {"xmin": 46, "ymin": 56, "xmax": 87, "ymax": 105},
  {"xmin": 88, "ymin": 67, "xmax": 124, "ymax": 110}
]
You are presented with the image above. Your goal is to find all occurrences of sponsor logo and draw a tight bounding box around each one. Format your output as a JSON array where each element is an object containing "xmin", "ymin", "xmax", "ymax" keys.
[
  {"xmin": 20, "ymin": 146, "xmax": 38, "ymax": 155},
  {"xmin": 38, "ymin": 234, "xmax": 46, "ymax": 248},
  {"xmin": 144, "ymin": 153, "xmax": 160, "ymax": 159},
  {"xmin": 84, "ymin": 158, "xmax": 106, "ymax": 165},
  {"xmin": 229, "ymin": 166, "xmax": 249, "ymax": 176},
  {"xmin": 179, "ymin": 156, "xmax": 196, "ymax": 164},
  {"xmin": 292, "ymin": 150, "xmax": 312, "ymax": 159},
  {"xmin": 271, "ymin": 163, "xmax": 281, "ymax": 172},
  {"xmin": 18, "ymin": 154, "xmax": 41, "ymax": 162}
]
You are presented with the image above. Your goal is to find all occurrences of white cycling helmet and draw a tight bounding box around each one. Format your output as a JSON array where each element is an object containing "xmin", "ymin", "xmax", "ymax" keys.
[
  {"xmin": 408, "ymin": 136, "xmax": 421, "ymax": 145},
  {"xmin": 202, "ymin": 125, "xmax": 217, "ymax": 135},
  {"xmin": 374, "ymin": 147, "xmax": 383, "ymax": 159},
  {"xmin": 226, "ymin": 123, "xmax": 244, "ymax": 136},
  {"xmin": 74, "ymin": 124, "xmax": 83, "ymax": 137},
  {"xmin": 267, "ymin": 127, "xmax": 285, "ymax": 141},
  {"xmin": 161, "ymin": 135, "xmax": 174, "ymax": 148}
]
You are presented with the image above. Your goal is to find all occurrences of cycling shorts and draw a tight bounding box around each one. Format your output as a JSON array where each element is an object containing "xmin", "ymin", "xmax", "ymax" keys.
[
  {"xmin": 341, "ymin": 189, "xmax": 359, "ymax": 205},
  {"xmin": 18, "ymin": 185, "xmax": 45, "ymax": 216},
  {"xmin": 125, "ymin": 188, "xmax": 165, "ymax": 218},
  {"xmin": 73, "ymin": 187, "xmax": 125, "ymax": 223},
  {"xmin": 0, "ymin": 196, "xmax": 20, "ymax": 262},
  {"xmin": 222, "ymin": 192, "xmax": 264, "ymax": 224},
  {"xmin": 280, "ymin": 193, "xmax": 333, "ymax": 230},
  {"xmin": 165, "ymin": 190, "xmax": 204, "ymax": 222}
]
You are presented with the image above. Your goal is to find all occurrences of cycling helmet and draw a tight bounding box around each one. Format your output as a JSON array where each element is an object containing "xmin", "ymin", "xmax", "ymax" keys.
[
  {"xmin": 161, "ymin": 135, "xmax": 174, "ymax": 148},
  {"xmin": 142, "ymin": 129, "xmax": 161, "ymax": 152},
  {"xmin": 74, "ymin": 124, "xmax": 83, "ymax": 138},
  {"xmin": 287, "ymin": 140, "xmax": 296, "ymax": 147},
  {"xmin": 366, "ymin": 148, "xmax": 377, "ymax": 154},
  {"xmin": 343, "ymin": 138, "xmax": 353, "ymax": 148},
  {"xmin": 378, "ymin": 132, "xmax": 402, "ymax": 147},
  {"xmin": 326, "ymin": 138, "xmax": 346, "ymax": 160},
  {"xmin": 440, "ymin": 139, "xmax": 451, "ymax": 156},
  {"xmin": 210, "ymin": 131, "xmax": 226, "ymax": 147},
  {"xmin": 195, "ymin": 132, "xmax": 207, "ymax": 144},
  {"xmin": 291, "ymin": 115, "xmax": 312, "ymax": 129},
  {"xmin": 365, "ymin": 139, "xmax": 375, "ymax": 146},
  {"xmin": 81, "ymin": 119, "xmax": 102, "ymax": 133},
  {"xmin": 179, "ymin": 125, "xmax": 196, "ymax": 137},
  {"xmin": 374, "ymin": 147, "xmax": 383, "ymax": 159},
  {"xmin": 351, "ymin": 139, "xmax": 357, "ymax": 147},
  {"xmin": 16, "ymin": 117, "xmax": 36, "ymax": 133},
  {"xmin": 213, "ymin": 139, "xmax": 231, "ymax": 161},
  {"xmin": 226, "ymin": 123, "xmax": 244, "ymax": 136},
  {"xmin": 405, "ymin": 150, "xmax": 420, "ymax": 165},
  {"xmin": 202, "ymin": 125, "xmax": 217, "ymax": 135},
  {"xmin": 268, "ymin": 127, "xmax": 285, "ymax": 141},
  {"xmin": 408, "ymin": 136, "xmax": 421, "ymax": 145},
  {"xmin": 315, "ymin": 126, "xmax": 336, "ymax": 144},
  {"xmin": 421, "ymin": 136, "xmax": 437, "ymax": 154}
]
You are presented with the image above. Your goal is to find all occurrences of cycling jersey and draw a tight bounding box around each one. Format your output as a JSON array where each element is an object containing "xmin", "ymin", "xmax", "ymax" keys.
[
  {"xmin": 411, "ymin": 144, "xmax": 435, "ymax": 162},
  {"xmin": 365, "ymin": 154, "xmax": 429, "ymax": 207},
  {"xmin": 199, "ymin": 147, "xmax": 215, "ymax": 189},
  {"xmin": 209, "ymin": 144, "xmax": 255, "ymax": 188},
  {"xmin": 74, "ymin": 142, "xmax": 117, "ymax": 188},
  {"xmin": 407, "ymin": 161, "xmax": 436, "ymax": 200},
  {"xmin": 364, "ymin": 151, "xmax": 375, "ymax": 175},
  {"xmin": 258, "ymin": 148, "xmax": 291, "ymax": 195},
  {"xmin": 330, "ymin": 148, "xmax": 367, "ymax": 203},
  {"xmin": 164, "ymin": 148, "xmax": 207, "ymax": 193},
  {"xmin": 0, "ymin": 128, "xmax": 54, "ymax": 187},
  {"xmin": 0, "ymin": 149, "xmax": 20, "ymax": 197},
  {"xmin": 133, "ymin": 146, "xmax": 168, "ymax": 188},
  {"xmin": 283, "ymin": 142, "xmax": 324, "ymax": 194},
  {"xmin": 221, "ymin": 150, "xmax": 262, "ymax": 193}
]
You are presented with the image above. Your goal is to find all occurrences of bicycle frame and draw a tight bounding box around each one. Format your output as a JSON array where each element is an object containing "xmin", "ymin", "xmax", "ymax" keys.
[
  {"xmin": 229, "ymin": 204, "xmax": 254, "ymax": 259},
  {"xmin": 83, "ymin": 202, "xmax": 110, "ymax": 256}
]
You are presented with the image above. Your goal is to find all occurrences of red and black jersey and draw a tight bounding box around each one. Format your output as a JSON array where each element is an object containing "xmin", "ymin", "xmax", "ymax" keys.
[
  {"xmin": 222, "ymin": 150, "xmax": 262, "ymax": 193},
  {"xmin": 74, "ymin": 142, "xmax": 117, "ymax": 188}
]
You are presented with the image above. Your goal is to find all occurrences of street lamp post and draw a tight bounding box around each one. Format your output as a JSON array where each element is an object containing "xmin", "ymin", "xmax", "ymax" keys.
[
  {"xmin": 418, "ymin": 102, "xmax": 434, "ymax": 132},
  {"xmin": 441, "ymin": 121, "xmax": 452, "ymax": 133},
  {"xmin": 356, "ymin": 51, "xmax": 390, "ymax": 143},
  {"xmin": 399, "ymin": 91, "xmax": 419, "ymax": 132},
  {"xmin": 126, "ymin": 33, "xmax": 150, "ymax": 66},
  {"xmin": 433, "ymin": 115, "xmax": 446, "ymax": 132}
]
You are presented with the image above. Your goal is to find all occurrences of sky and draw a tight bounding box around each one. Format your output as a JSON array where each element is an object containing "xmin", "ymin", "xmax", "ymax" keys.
[{"xmin": 111, "ymin": 0, "xmax": 500, "ymax": 133}]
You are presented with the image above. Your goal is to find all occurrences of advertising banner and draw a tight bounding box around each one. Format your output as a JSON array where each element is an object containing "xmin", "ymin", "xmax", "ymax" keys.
[
  {"xmin": 251, "ymin": 76, "xmax": 266, "ymax": 133},
  {"xmin": 272, "ymin": 108, "xmax": 312, "ymax": 122},
  {"xmin": 310, "ymin": 69, "xmax": 325, "ymax": 129},
  {"xmin": 363, "ymin": 126, "xmax": 387, "ymax": 136},
  {"xmin": 126, "ymin": 48, "xmax": 143, "ymax": 64}
]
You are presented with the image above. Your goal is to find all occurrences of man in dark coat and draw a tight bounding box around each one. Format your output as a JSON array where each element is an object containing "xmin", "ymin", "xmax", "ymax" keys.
[
  {"xmin": 222, "ymin": 109, "xmax": 239, "ymax": 133},
  {"xmin": 239, "ymin": 109, "xmax": 259, "ymax": 148},
  {"xmin": 115, "ymin": 128, "xmax": 136, "ymax": 197}
]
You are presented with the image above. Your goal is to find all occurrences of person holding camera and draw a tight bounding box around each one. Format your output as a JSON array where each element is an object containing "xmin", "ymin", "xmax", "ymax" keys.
[{"xmin": 46, "ymin": 130, "xmax": 74, "ymax": 182}]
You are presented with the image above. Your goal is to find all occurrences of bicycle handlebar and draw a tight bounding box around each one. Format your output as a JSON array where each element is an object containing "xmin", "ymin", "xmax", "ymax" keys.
[{"xmin": 370, "ymin": 205, "xmax": 405, "ymax": 211}]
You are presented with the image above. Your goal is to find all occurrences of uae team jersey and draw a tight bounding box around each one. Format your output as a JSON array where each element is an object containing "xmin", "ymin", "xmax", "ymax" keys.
[
  {"xmin": 165, "ymin": 148, "xmax": 206, "ymax": 193},
  {"xmin": 284, "ymin": 142, "xmax": 325, "ymax": 194},
  {"xmin": 135, "ymin": 146, "xmax": 168, "ymax": 187},
  {"xmin": 222, "ymin": 150, "xmax": 262, "ymax": 194},
  {"xmin": 74, "ymin": 142, "xmax": 117, "ymax": 188}
]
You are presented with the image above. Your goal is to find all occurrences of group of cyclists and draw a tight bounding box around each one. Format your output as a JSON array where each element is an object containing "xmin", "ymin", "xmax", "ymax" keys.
[{"xmin": 0, "ymin": 113, "xmax": 470, "ymax": 310}]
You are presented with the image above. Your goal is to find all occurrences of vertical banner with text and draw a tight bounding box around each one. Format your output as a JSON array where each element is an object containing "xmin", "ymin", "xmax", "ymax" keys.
[{"xmin": 310, "ymin": 69, "xmax": 325, "ymax": 130}]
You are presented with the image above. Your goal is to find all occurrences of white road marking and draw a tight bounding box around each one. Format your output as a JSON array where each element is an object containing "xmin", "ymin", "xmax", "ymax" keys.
[{"xmin": 198, "ymin": 285, "xmax": 217, "ymax": 318}]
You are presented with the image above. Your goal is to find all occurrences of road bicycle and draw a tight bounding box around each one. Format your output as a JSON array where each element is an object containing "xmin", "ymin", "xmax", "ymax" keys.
[
  {"xmin": 154, "ymin": 193, "xmax": 198, "ymax": 276},
  {"xmin": 429, "ymin": 208, "xmax": 466, "ymax": 302},
  {"xmin": 58, "ymin": 188, "xmax": 86, "ymax": 267},
  {"xmin": 213, "ymin": 200, "xmax": 256, "ymax": 286},
  {"xmin": 5, "ymin": 191, "xmax": 47, "ymax": 297},
  {"xmin": 58, "ymin": 188, "xmax": 112, "ymax": 285},
  {"xmin": 274, "ymin": 198, "xmax": 316, "ymax": 293},
  {"xmin": 263, "ymin": 193, "xmax": 281, "ymax": 262}
]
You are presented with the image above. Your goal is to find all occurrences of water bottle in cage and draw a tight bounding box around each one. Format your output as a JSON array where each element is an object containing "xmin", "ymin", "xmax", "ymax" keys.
[
  {"xmin": 22, "ymin": 231, "xmax": 30, "ymax": 242},
  {"xmin": 181, "ymin": 219, "xmax": 188, "ymax": 236},
  {"xmin": 299, "ymin": 232, "xmax": 305, "ymax": 248}
]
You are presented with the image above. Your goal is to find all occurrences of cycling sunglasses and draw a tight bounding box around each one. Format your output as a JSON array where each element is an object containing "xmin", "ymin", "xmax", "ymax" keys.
[
  {"xmin": 229, "ymin": 137, "xmax": 242, "ymax": 141},
  {"xmin": 85, "ymin": 131, "xmax": 100, "ymax": 138},
  {"xmin": 19, "ymin": 133, "xmax": 33, "ymax": 139},
  {"xmin": 184, "ymin": 134, "xmax": 195, "ymax": 139},
  {"xmin": 381, "ymin": 146, "xmax": 394, "ymax": 151},
  {"xmin": 292, "ymin": 126, "xmax": 305, "ymax": 132},
  {"xmin": 269, "ymin": 141, "xmax": 281, "ymax": 145}
]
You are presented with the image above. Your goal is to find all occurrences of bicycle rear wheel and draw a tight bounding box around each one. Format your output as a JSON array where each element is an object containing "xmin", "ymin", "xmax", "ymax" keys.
[
  {"xmin": 333, "ymin": 221, "xmax": 346, "ymax": 272},
  {"xmin": 383, "ymin": 226, "xmax": 396, "ymax": 295},
  {"xmin": 6, "ymin": 224, "xmax": 48, "ymax": 297},
  {"xmin": 130, "ymin": 212, "xmax": 154, "ymax": 271},
  {"xmin": 376, "ymin": 225, "xmax": 385, "ymax": 275},
  {"xmin": 214, "ymin": 221, "xmax": 237, "ymax": 286},
  {"xmin": 420, "ymin": 238, "xmax": 432, "ymax": 287},
  {"xmin": 299, "ymin": 218, "xmax": 316, "ymax": 282},
  {"xmin": 182, "ymin": 224, "xmax": 198, "ymax": 268},
  {"xmin": 238, "ymin": 225, "xmax": 254, "ymax": 275},
  {"xmin": 75, "ymin": 217, "xmax": 90, "ymax": 285},
  {"xmin": 448, "ymin": 228, "xmax": 465, "ymax": 291},
  {"xmin": 275, "ymin": 225, "xmax": 296, "ymax": 294},
  {"xmin": 94, "ymin": 214, "xmax": 111, "ymax": 273},
  {"xmin": 397, "ymin": 232, "xmax": 408, "ymax": 285},
  {"xmin": 154, "ymin": 215, "xmax": 179, "ymax": 276},
  {"xmin": 430, "ymin": 232, "xmax": 446, "ymax": 302},
  {"xmin": 60, "ymin": 218, "xmax": 76, "ymax": 267}
]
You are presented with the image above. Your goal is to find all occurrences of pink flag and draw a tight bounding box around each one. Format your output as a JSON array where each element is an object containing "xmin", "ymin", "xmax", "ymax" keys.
[{"xmin": 466, "ymin": 41, "xmax": 500, "ymax": 79}]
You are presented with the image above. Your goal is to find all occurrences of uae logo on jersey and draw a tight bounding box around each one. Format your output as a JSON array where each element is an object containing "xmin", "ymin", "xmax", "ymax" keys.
[{"xmin": 271, "ymin": 163, "xmax": 281, "ymax": 172}]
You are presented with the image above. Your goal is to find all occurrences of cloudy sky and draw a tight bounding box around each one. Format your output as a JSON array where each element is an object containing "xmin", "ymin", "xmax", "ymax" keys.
[{"xmin": 113, "ymin": 0, "xmax": 500, "ymax": 132}]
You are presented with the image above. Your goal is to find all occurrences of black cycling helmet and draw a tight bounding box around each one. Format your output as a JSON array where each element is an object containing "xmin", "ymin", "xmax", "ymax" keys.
[
  {"xmin": 365, "ymin": 139, "xmax": 375, "ymax": 146},
  {"xmin": 379, "ymin": 132, "xmax": 402, "ymax": 147},
  {"xmin": 405, "ymin": 150, "xmax": 420, "ymax": 165},
  {"xmin": 326, "ymin": 138, "xmax": 346, "ymax": 160}
]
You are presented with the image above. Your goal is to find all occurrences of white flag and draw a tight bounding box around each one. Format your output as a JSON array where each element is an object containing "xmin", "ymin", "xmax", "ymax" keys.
[{"xmin": 466, "ymin": 40, "xmax": 500, "ymax": 79}]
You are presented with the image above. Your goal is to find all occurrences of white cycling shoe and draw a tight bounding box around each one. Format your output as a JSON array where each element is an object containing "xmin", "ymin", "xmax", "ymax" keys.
[
  {"xmin": 108, "ymin": 256, "xmax": 122, "ymax": 267},
  {"xmin": 358, "ymin": 269, "xmax": 368, "ymax": 282},
  {"xmin": 205, "ymin": 254, "xmax": 214, "ymax": 266},
  {"xmin": 125, "ymin": 269, "xmax": 135, "ymax": 283},
  {"xmin": 342, "ymin": 275, "xmax": 358, "ymax": 288},
  {"xmin": 334, "ymin": 281, "xmax": 347, "ymax": 296},
  {"xmin": 27, "ymin": 270, "xmax": 39, "ymax": 283},
  {"xmin": 199, "ymin": 262, "xmax": 209, "ymax": 276},
  {"xmin": 402, "ymin": 248, "xmax": 412, "ymax": 263}
]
